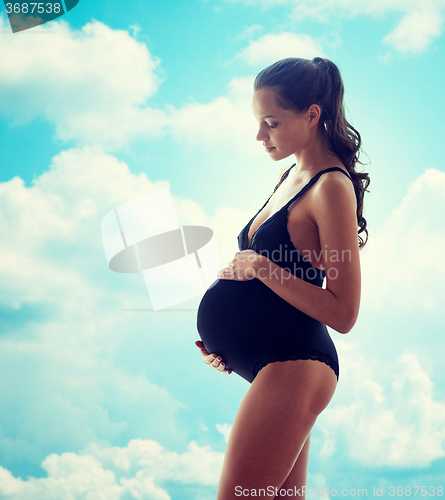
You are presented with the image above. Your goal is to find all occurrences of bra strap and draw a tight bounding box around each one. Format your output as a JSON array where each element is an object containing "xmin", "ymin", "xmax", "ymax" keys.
[
  {"xmin": 283, "ymin": 166, "xmax": 353, "ymax": 209},
  {"xmin": 271, "ymin": 163, "xmax": 296, "ymax": 195},
  {"xmin": 256, "ymin": 163, "xmax": 296, "ymax": 214},
  {"xmin": 325, "ymin": 166, "xmax": 353, "ymax": 182}
]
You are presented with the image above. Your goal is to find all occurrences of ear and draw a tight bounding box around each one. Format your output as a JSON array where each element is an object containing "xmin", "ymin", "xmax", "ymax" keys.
[{"xmin": 307, "ymin": 104, "xmax": 321, "ymax": 128}]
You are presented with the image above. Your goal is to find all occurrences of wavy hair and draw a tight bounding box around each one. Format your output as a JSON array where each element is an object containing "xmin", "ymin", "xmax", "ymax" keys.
[{"xmin": 254, "ymin": 57, "xmax": 371, "ymax": 249}]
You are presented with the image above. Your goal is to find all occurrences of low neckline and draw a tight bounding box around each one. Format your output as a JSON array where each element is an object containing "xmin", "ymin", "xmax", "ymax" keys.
[
  {"xmin": 244, "ymin": 166, "xmax": 353, "ymax": 259},
  {"xmin": 246, "ymin": 206, "xmax": 286, "ymax": 249},
  {"xmin": 245, "ymin": 164, "xmax": 296, "ymax": 248}
]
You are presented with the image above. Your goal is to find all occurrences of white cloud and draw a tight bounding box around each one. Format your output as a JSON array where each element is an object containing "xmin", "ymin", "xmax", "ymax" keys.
[
  {"xmin": 168, "ymin": 76, "xmax": 260, "ymax": 157},
  {"xmin": 0, "ymin": 142, "xmax": 251, "ymax": 311},
  {"xmin": 229, "ymin": 0, "xmax": 445, "ymax": 55},
  {"xmin": 361, "ymin": 168, "xmax": 445, "ymax": 312},
  {"xmin": 0, "ymin": 144, "xmax": 170, "ymax": 310},
  {"xmin": 0, "ymin": 439, "xmax": 224, "ymax": 499},
  {"xmin": 0, "ymin": 144, "xmax": 249, "ymax": 474},
  {"xmin": 237, "ymin": 32, "xmax": 324, "ymax": 65},
  {"xmin": 87, "ymin": 439, "xmax": 224, "ymax": 487},
  {"xmin": 0, "ymin": 142, "xmax": 253, "ymax": 317},
  {"xmin": 164, "ymin": 73, "xmax": 291, "ymax": 214},
  {"xmin": 0, "ymin": 17, "xmax": 290, "ymax": 160},
  {"xmin": 0, "ymin": 16, "xmax": 167, "ymax": 150},
  {"xmin": 165, "ymin": 74, "xmax": 294, "ymax": 209},
  {"xmin": 236, "ymin": 24, "xmax": 264, "ymax": 40},
  {"xmin": 383, "ymin": 8, "xmax": 444, "ymax": 54},
  {"xmin": 319, "ymin": 348, "xmax": 445, "ymax": 468},
  {"xmin": 0, "ymin": 12, "xmax": 291, "ymax": 217},
  {"xmin": 215, "ymin": 423, "xmax": 232, "ymax": 443}
]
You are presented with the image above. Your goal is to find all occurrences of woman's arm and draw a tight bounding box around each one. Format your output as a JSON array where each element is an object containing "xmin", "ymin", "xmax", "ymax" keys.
[{"xmin": 253, "ymin": 173, "xmax": 361, "ymax": 334}]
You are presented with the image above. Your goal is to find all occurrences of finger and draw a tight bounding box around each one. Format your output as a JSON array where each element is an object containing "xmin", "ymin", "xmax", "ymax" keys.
[
  {"xmin": 220, "ymin": 363, "xmax": 232, "ymax": 375},
  {"xmin": 195, "ymin": 341, "xmax": 208, "ymax": 353},
  {"xmin": 217, "ymin": 268, "xmax": 231, "ymax": 278},
  {"xmin": 196, "ymin": 341, "xmax": 214, "ymax": 362},
  {"xmin": 205, "ymin": 354, "xmax": 232, "ymax": 374},
  {"xmin": 204, "ymin": 353, "xmax": 218, "ymax": 365},
  {"xmin": 221, "ymin": 268, "xmax": 234, "ymax": 279},
  {"xmin": 210, "ymin": 356, "xmax": 223, "ymax": 368},
  {"xmin": 195, "ymin": 340, "xmax": 206, "ymax": 351}
]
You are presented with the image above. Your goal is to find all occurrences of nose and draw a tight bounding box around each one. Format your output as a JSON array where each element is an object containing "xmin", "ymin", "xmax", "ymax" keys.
[{"xmin": 256, "ymin": 125, "xmax": 268, "ymax": 143}]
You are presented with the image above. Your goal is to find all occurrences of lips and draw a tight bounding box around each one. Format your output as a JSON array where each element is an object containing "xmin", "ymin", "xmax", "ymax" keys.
[{"xmin": 265, "ymin": 146, "xmax": 276, "ymax": 153}]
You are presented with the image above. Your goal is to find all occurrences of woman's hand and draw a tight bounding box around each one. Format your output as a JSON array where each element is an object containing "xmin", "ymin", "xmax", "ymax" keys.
[
  {"xmin": 217, "ymin": 250, "xmax": 263, "ymax": 281},
  {"xmin": 195, "ymin": 340, "xmax": 232, "ymax": 375}
]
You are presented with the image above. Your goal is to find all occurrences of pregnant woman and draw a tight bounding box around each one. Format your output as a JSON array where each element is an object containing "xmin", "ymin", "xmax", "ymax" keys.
[{"xmin": 196, "ymin": 57, "xmax": 370, "ymax": 499}]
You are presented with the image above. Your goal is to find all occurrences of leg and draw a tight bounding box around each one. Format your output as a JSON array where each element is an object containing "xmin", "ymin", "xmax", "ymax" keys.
[
  {"xmin": 217, "ymin": 359, "xmax": 337, "ymax": 500},
  {"xmin": 277, "ymin": 433, "xmax": 311, "ymax": 499}
]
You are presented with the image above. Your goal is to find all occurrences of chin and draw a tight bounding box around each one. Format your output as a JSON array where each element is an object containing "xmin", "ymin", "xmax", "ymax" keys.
[{"xmin": 271, "ymin": 152, "xmax": 292, "ymax": 162}]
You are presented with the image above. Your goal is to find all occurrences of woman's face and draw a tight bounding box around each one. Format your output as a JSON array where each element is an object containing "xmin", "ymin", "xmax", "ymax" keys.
[{"xmin": 252, "ymin": 89, "xmax": 311, "ymax": 161}]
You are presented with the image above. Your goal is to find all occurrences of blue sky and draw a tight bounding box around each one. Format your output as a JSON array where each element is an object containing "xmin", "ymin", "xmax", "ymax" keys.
[{"xmin": 0, "ymin": 0, "xmax": 444, "ymax": 498}]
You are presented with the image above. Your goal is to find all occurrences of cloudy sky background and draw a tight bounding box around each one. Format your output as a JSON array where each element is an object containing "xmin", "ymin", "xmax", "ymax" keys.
[{"xmin": 0, "ymin": 0, "xmax": 444, "ymax": 498}]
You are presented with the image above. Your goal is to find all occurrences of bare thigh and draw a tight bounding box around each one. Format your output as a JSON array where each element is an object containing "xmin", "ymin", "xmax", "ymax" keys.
[
  {"xmin": 277, "ymin": 433, "xmax": 311, "ymax": 499},
  {"xmin": 217, "ymin": 359, "xmax": 337, "ymax": 500}
]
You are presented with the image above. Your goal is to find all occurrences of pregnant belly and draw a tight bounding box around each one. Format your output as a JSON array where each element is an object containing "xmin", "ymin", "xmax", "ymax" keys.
[{"xmin": 196, "ymin": 277, "xmax": 322, "ymax": 379}]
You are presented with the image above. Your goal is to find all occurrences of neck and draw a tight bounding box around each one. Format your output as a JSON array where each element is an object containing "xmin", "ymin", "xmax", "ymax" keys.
[{"xmin": 292, "ymin": 128, "xmax": 338, "ymax": 175}]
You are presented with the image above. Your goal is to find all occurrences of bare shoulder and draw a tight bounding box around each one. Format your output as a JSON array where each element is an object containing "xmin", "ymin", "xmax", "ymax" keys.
[
  {"xmin": 313, "ymin": 167, "xmax": 356, "ymax": 211},
  {"xmin": 308, "ymin": 166, "xmax": 358, "ymax": 239}
]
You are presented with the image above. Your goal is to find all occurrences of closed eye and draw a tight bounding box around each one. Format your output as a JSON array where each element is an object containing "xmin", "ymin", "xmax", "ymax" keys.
[{"xmin": 267, "ymin": 123, "xmax": 278, "ymax": 129}]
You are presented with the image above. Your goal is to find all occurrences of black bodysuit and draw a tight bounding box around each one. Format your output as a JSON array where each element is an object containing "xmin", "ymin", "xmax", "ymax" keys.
[{"xmin": 197, "ymin": 165, "xmax": 353, "ymax": 383}]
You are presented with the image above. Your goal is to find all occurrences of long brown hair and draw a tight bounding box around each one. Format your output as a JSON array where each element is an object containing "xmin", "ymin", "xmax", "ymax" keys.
[{"xmin": 254, "ymin": 57, "xmax": 371, "ymax": 249}]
